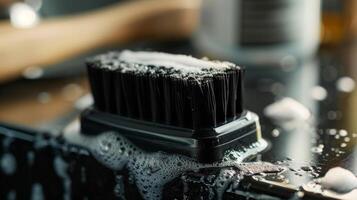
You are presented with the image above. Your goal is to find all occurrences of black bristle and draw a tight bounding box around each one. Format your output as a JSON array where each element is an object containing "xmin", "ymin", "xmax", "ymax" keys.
[
  {"xmin": 227, "ymin": 70, "xmax": 239, "ymax": 120},
  {"xmin": 86, "ymin": 51, "xmax": 244, "ymax": 130},
  {"xmin": 86, "ymin": 63, "xmax": 105, "ymax": 111},
  {"xmin": 237, "ymin": 69, "xmax": 244, "ymax": 116},
  {"xmin": 102, "ymin": 69, "xmax": 116, "ymax": 113},
  {"xmin": 121, "ymin": 73, "xmax": 140, "ymax": 118},
  {"xmin": 148, "ymin": 74, "xmax": 163, "ymax": 123},
  {"xmin": 138, "ymin": 74, "xmax": 152, "ymax": 121},
  {"xmin": 191, "ymin": 78, "xmax": 217, "ymax": 129},
  {"xmin": 213, "ymin": 73, "xmax": 229, "ymax": 124},
  {"xmin": 114, "ymin": 71, "xmax": 126, "ymax": 115},
  {"xmin": 163, "ymin": 76, "xmax": 172, "ymax": 125},
  {"xmin": 172, "ymin": 78, "xmax": 189, "ymax": 127}
]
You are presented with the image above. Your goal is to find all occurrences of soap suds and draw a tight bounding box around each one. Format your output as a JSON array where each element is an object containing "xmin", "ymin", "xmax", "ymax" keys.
[
  {"xmin": 64, "ymin": 125, "xmax": 274, "ymax": 200},
  {"xmin": 320, "ymin": 167, "xmax": 357, "ymax": 193},
  {"xmin": 31, "ymin": 183, "xmax": 44, "ymax": 200},
  {"xmin": 114, "ymin": 175, "xmax": 126, "ymax": 198},
  {"xmin": 304, "ymin": 167, "xmax": 357, "ymax": 200},
  {"xmin": 264, "ymin": 98, "xmax": 311, "ymax": 122},
  {"xmin": 264, "ymin": 97, "xmax": 312, "ymax": 130},
  {"xmin": 0, "ymin": 153, "xmax": 17, "ymax": 175},
  {"xmin": 119, "ymin": 50, "xmax": 233, "ymax": 71},
  {"xmin": 53, "ymin": 156, "xmax": 71, "ymax": 200},
  {"xmin": 213, "ymin": 169, "xmax": 240, "ymax": 199}
]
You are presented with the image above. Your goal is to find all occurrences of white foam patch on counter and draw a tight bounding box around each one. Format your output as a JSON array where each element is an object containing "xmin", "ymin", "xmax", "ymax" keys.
[
  {"xmin": 320, "ymin": 167, "xmax": 357, "ymax": 194},
  {"xmin": 304, "ymin": 167, "xmax": 357, "ymax": 200},
  {"xmin": 63, "ymin": 121, "xmax": 274, "ymax": 200},
  {"xmin": 264, "ymin": 98, "xmax": 311, "ymax": 122},
  {"xmin": 264, "ymin": 97, "xmax": 312, "ymax": 130}
]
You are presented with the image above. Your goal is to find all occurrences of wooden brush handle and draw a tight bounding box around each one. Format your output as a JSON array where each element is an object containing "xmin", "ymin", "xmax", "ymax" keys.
[{"xmin": 0, "ymin": 0, "xmax": 200, "ymax": 83}]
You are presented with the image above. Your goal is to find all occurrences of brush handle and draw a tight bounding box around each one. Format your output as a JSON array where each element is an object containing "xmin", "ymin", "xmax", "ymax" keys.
[{"xmin": 0, "ymin": 0, "xmax": 200, "ymax": 83}]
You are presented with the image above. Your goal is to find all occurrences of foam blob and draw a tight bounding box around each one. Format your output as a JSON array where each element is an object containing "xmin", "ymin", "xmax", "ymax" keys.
[
  {"xmin": 264, "ymin": 98, "xmax": 311, "ymax": 122},
  {"xmin": 338, "ymin": 189, "xmax": 357, "ymax": 200},
  {"xmin": 64, "ymin": 127, "xmax": 275, "ymax": 200},
  {"xmin": 264, "ymin": 97, "xmax": 312, "ymax": 131},
  {"xmin": 119, "ymin": 50, "xmax": 233, "ymax": 71},
  {"xmin": 90, "ymin": 51, "xmax": 239, "ymax": 80},
  {"xmin": 310, "ymin": 86, "xmax": 328, "ymax": 101},
  {"xmin": 336, "ymin": 77, "xmax": 355, "ymax": 93},
  {"xmin": 320, "ymin": 167, "xmax": 357, "ymax": 193}
]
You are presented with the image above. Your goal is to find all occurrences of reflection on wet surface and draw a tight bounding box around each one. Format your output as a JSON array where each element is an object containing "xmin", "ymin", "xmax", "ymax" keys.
[
  {"xmin": 0, "ymin": 41, "xmax": 356, "ymax": 199},
  {"xmin": 240, "ymin": 47, "xmax": 357, "ymax": 199}
]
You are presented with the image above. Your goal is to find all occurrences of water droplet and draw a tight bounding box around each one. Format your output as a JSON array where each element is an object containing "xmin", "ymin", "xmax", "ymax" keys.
[
  {"xmin": 339, "ymin": 130, "xmax": 348, "ymax": 137},
  {"xmin": 99, "ymin": 140, "xmax": 111, "ymax": 154},
  {"xmin": 310, "ymin": 86, "xmax": 327, "ymax": 101},
  {"xmin": 311, "ymin": 145, "xmax": 323, "ymax": 154},
  {"xmin": 328, "ymin": 129, "xmax": 337, "ymax": 135},
  {"xmin": 336, "ymin": 77, "xmax": 355, "ymax": 93},
  {"xmin": 271, "ymin": 129, "xmax": 280, "ymax": 137},
  {"xmin": 297, "ymin": 191, "xmax": 305, "ymax": 197}
]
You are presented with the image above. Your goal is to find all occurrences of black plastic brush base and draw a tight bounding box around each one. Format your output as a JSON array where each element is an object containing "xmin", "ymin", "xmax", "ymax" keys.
[{"xmin": 80, "ymin": 108, "xmax": 261, "ymax": 163}]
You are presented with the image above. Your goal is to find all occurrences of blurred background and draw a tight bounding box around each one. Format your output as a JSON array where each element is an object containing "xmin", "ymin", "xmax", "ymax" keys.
[
  {"xmin": 0, "ymin": 0, "xmax": 356, "ymax": 130},
  {"xmin": 0, "ymin": 0, "xmax": 356, "ymax": 198}
]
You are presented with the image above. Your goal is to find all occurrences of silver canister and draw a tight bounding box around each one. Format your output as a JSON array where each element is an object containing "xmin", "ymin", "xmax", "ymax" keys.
[{"xmin": 194, "ymin": 0, "xmax": 321, "ymax": 67}]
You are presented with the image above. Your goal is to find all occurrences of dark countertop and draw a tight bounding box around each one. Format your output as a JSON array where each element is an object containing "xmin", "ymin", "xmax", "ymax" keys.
[{"xmin": 0, "ymin": 40, "xmax": 356, "ymax": 199}]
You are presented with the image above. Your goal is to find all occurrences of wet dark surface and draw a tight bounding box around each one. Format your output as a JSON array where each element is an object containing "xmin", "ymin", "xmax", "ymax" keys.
[
  {"xmin": 0, "ymin": 41, "xmax": 356, "ymax": 199},
  {"xmin": 189, "ymin": 42, "xmax": 357, "ymax": 174},
  {"xmin": 160, "ymin": 41, "xmax": 357, "ymax": 198},
  {"xmin": 245, "ymin": 50, "xmax": 357, "ymax": 179}
]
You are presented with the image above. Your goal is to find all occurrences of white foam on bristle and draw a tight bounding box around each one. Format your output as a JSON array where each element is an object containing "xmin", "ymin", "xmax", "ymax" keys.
[
  {"xmin": 119, "ymin": 50, "xmax": 233, "ymax": 73},
  {"xmin": 90, "ymin": 51, "xmax": 241, "ymax": 81},
  {"xmin": 64, "ymin": 128, "xmax": 269, "ymax": 200}
]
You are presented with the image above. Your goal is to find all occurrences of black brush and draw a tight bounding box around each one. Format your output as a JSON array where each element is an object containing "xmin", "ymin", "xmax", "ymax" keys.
[{"xmin": 81, "ymin": 50, "xmax": 262, "ymax": 163}]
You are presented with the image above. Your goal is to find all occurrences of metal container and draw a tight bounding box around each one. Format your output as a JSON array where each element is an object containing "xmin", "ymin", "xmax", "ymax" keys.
[{"xmin": 194, "ymin": 0, "xmax": 321, "ymax": 67}]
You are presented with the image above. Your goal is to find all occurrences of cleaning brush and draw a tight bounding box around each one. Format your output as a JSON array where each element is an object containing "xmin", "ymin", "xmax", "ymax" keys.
[{"xmin": 81, "ymin": 50, "xmax": 262, "ymax": 163}]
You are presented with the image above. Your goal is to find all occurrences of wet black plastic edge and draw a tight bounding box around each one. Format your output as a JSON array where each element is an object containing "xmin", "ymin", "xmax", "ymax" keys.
[{"xmin": 80, "ymin": 108, "xmax": 259, "ymax": 163}]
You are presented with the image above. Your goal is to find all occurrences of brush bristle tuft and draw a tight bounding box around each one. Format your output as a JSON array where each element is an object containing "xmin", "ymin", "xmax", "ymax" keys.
[{"xmin": 86, "ymin": 50, "xmax": 244, "ymax": 129}]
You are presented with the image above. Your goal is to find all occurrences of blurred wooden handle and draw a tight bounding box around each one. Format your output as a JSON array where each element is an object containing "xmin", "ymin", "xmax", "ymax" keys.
[{"xmin": 0, "ymin": 0, "xmax": 200, "ymax": 83}]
